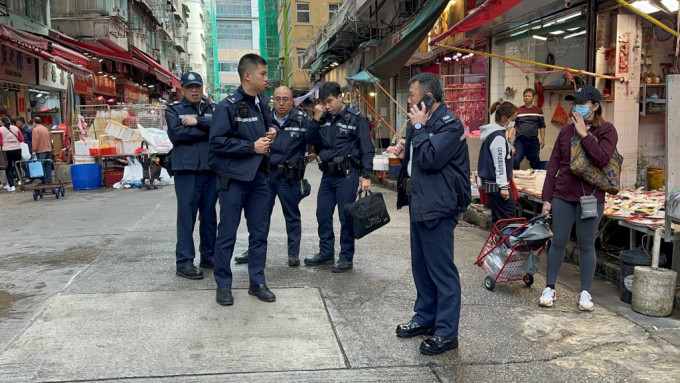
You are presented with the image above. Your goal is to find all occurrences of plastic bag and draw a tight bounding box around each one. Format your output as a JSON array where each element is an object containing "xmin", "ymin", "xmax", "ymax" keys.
[
  {"xmin": 121, "ymin": 157, "xmax": 143, "ymax": 184},
  {"xmin": 20, "ymin": 142, "xmax": 31, "ymax": 160},
  {"xmin": 551, "ymin": 102, "xmax": 569, "ymax": 126},
  {"xmin": 27, "ymin": 158, "xmax": 44, "ymax": 179},
  {"xmin": 523, "ymin": 251, "xmax": 540, "ymax": 275},
  {"xmin": 138, "ymin": 124, "xmax": 173, "ymax": 154}
]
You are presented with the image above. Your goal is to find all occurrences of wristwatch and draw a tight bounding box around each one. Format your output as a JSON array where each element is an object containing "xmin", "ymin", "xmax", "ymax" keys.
[{"xmin": 413, "ymin": 122, "xmax": 423, "ymax": 130}]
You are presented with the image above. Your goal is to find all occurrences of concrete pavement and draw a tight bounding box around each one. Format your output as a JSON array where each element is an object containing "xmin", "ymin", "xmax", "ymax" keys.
[{"xmin": 0, "ymin": 167, "xmax": 679, "ymax": 382}]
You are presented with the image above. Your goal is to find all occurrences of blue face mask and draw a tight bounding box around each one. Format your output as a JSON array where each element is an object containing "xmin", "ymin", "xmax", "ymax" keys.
[{"xmin": 572, "ymin": 104, "xmax": 591, "ymax": 119}]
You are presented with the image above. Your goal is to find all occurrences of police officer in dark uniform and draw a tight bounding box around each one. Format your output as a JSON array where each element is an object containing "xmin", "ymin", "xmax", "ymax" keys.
[
  {"xmin": 209, "ymin": 53, "xmax": 278, "ymax": 305},
  {"xmin": 166, "ymin": 72, "xmax": 217, "ymax": 280},
  {"xmin": 234, "ymin": 86, "xmax": 311, "ymax": 267},
  {"xmin": 304, "ymin": 82, "xmax": 374, "ymax": 273},
  {"xmin": 393, "ymin": 73, "xmax": 471, "ymax": 356}
]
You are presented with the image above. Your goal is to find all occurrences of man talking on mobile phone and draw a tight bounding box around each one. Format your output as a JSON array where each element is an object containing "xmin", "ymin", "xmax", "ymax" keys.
[{"xmin": 393, "ymin": 72, "xmax": 471, "ymax": 356}]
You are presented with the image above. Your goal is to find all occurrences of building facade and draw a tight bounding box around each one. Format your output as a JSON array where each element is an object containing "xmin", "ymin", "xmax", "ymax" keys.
[
  {"xmin": 278, "ymin": 0, "xmax": 341, "ymax": 95},
  {"xmin": 214, "ymin": 0, "xmax": 260, "ymax": 99}
]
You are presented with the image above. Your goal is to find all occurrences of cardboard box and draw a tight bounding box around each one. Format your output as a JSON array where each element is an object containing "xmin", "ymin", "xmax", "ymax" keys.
[{"xmin": 121, "ymin": 139, "xmax": 142, "ymax": 155}]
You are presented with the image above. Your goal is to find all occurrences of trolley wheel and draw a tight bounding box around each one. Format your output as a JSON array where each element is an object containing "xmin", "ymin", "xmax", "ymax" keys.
[
  {"xmin": 523, "ymin": 274, "xmax": 534, "ymax": 287},
  {"xmin": 32, "ymin": 190, "xmax": 38, "ymax": 201},
  {"xmin": 55, "ymin": 188, "xmax": 60, "ymax": 199},
  {"xmin": 484, "ymin": 276, "xmax": 495, "ymax": 291}
]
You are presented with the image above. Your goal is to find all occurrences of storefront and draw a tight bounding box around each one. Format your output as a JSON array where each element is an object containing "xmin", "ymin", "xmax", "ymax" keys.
[{"xmin": 0, "ymin": 43, "xmax": 39, "ymax": 119}]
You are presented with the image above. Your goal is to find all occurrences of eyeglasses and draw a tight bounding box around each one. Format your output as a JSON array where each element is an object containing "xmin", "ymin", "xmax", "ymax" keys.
[{"xmin": 273, "ymin": 97, "xmax": 291, "ymax": 104}]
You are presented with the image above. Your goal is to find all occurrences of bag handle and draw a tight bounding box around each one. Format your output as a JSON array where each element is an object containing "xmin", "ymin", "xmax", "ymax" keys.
[{"xmin": 355, "ymin": 189, "xmax": 373, "ymax": 201}]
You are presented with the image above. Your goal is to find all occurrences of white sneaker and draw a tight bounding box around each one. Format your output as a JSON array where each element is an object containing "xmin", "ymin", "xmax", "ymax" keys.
[
  {"xmin": 2, "ymin": 184, "xmax": 8, "ymax": 191},
  {"xmin": 578, "ymin": 290, "xmax": 594, "ymax": 311},
  {"xmin": 539, "ymin": 287, "xmax": 556, "ymax": 307},
  {"xmin": 8, "ymin": 186, "xmax": 15, "ymax": 192}
]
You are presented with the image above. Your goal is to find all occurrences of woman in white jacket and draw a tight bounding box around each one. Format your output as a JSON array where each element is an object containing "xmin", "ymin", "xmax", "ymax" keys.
[{"xmin": 477, "ymin": 100, "xmax": 518, "ymax": 223}]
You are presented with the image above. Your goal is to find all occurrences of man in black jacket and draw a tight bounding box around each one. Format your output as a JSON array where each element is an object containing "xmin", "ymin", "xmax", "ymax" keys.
[
  {"xmin": 394, "ymin": 73, "xmax": 471, "ymax": 356},
  {"xmin": 166, "ymin": 72, "xmax": 217, "ymax": 280},
  {"xmin": 304, "ymin": 82, "xmax": 374, "ymax": 273},
  {"xmin": 209, "ymin": 54, "xmax": 278, "ymax": 305}
]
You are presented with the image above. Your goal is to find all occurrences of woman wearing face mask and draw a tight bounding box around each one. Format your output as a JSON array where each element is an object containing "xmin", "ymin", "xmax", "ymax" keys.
[
  {"xmin": 539, "ymin": 85, "xmax": 618, "ymax": 312},
  {"xmin": 478, "ymin": 100, "xmax": 518, "ymax": 223}
]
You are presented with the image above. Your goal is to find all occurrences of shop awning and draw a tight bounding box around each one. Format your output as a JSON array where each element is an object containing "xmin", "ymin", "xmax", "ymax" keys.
[
  {"xmin": 50, "ymin": 43, "xmax": 91, "ymax": 67},
  {"xmin": 50, "ymin": 31, "xmax": 136, "ymax": 65},
  {"xmin": 365, "ymin": 0, "xmax": 450, "ymax": 79},
  {"xmin": 97, "ymin": 39, "xmax": 151, "ymax": 71},
  {"xmin": 310, "ymin": 53, "xmax": 329, "ymax": 73},
  {"xmin": 430, "ymin": 0, "xmax": 523, "ymax": 45},
  {"xmin": 347, "ymin": 70, "xmax": 380, "ymax": 84},
  {"xmin": 130, "ymin": 46, "xmax": 180, "ymax": 88},
  {"xmin": 0, "ymin": 23, "xmax": 49, "ymax": 51}
]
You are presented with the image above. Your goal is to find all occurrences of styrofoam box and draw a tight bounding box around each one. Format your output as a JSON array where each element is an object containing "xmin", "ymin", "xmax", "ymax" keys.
[
  {"xmin": 105, "ymin": 120, "xmax": 142, "ymax": 141},
  {"xmin": 74, "ymin": 141, "xmax": 98, "ymax": 156},
  {"xmin": 73, "ymin": 155, "xmax": 96, "ymax": 164},
  {"xmin": 121, "ymin": 140, "xmax": 142, "ymax": 155}
]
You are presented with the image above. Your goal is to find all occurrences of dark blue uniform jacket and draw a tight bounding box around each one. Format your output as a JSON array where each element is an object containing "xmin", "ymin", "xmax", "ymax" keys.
[
  {"xmin": 306, "ymin": 105, "xmax": 374, "ymax": 178},
  {"xmin": 166, "ymin": 97, "xmax": 215, "ymax": 171},
  {"xmin": 209, "ymin": 86, "xmax": 272, "ymax": 181},
  {"xmin": 270, "ymin": 108, "xmax": 310, "ymax": 167},
  {"xmin": 396, "ymin": 103, "xmax": 471, "ymax": 222}
]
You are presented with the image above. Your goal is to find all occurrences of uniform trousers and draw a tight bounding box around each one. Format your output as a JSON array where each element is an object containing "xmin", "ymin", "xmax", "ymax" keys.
[
  {"xmin": 267, "ymin": 173, "xmax": 302, "ymax": 256},
  {"xmin": 173, "ymin": 170, "xmax": 217, "ymax": 268},
  {"xmin": 410, "ymin": 215, "xmax": 461, "ymax": 339},
  {"xmin": 316, "ymin": 168, "xmax": 359, "ymax": 261},
  {"xmin": 215, "ymin": 171, "xmax": 271, "ymax": 287}
]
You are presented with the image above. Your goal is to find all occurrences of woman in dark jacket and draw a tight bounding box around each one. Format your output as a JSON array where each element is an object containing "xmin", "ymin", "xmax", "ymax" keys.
[{"xmin": 539, "ymin": 85, "xmax": 617, "ymax": 312}]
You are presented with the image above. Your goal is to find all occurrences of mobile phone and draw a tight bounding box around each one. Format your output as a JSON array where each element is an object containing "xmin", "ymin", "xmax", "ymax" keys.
[{"xmin": 420, "ymin": 94, "xmax": 435, "ymax": 112}]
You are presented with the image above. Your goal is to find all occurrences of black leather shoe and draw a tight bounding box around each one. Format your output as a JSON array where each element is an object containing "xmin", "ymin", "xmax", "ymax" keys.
[
  {"xmin": 248, "ymin": 283, "xmax": 276, "ymax": 302},
  {"xmin": 234, "ymin": 251, "xmax": 249, "ymax": 264},
  {"xmin": 176, "ymin": 265, "xmax": 204, "ymax": 280},
  {"xmin": 216, "ymin": 287, "xmax": 233, "ymax": 306},
  {"xmin": 199, "ymin": 260, "xmax": 214, "ymax": 269},
  {"xmin": 304, "ymin": 253, "xmax": 334, "ymax": 266},
  {"xmin": 288, "ymin": 255, "xmax": 300, "ymax": 267},
  {"xmin": 396, "ymin": 320, "xmax": 435, "ymax": 338},
  {"xmin": 331, "ymin": 259, "xmax": 353, "ymax": 273},
  {"xmin": 419, "ymin": 335, "xmax": 458, "ymax": 356}
]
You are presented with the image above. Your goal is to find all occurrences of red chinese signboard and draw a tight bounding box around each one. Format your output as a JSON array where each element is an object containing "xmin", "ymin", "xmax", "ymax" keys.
[
  {"xmin": 94, "ymin": 74, "xmax": 117, "ymax": 96},
  {"xmin": 75, "ymin": 76, "xmax": 94, "ymax": 96}
]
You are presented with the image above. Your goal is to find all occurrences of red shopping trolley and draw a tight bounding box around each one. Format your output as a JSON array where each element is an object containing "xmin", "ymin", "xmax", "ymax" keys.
[{"xmin": 474, "ymin": 216, "xmax": 552, "ymax": 291}]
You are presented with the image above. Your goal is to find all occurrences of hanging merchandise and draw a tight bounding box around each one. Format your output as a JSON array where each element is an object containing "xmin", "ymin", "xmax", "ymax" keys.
[{"xmin": 551, "ymin": 101, "xmax": 569, "ymax": 127}]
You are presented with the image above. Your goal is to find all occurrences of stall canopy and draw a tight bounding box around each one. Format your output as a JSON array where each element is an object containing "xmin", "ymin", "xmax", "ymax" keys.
[
  {"xmin": 50, "ymin": 31, "xmax": 136, "ymax": 66},
  {"xmin": 130, "ymin": 46, "xmax": 181, "ymax": 89},
  {"xmin": 347, "ymin": 70, "xmax": 379, "ymax": 84},
  {"xmin": 430, "ymin": 0, "xmax": 522, "ymax": 45},
  {"xmin": 361, "ymin": 0, "xmax": 450, "ymax": 80}
]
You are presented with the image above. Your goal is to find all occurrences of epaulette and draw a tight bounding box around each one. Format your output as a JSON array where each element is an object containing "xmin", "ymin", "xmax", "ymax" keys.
[
  {"xmin": 227, "ymin": 93, "xmax": 242, "ymax": 104},
  {"xmin": 346, "ymin": 106, "xmax": 360, "ymax": 116},
  {"xmin": 170, "ymin": 100, "xmax": 181, "ymax": 105}
]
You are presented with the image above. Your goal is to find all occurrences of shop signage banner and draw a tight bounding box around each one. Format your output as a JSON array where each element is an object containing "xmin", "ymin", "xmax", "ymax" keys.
[
  {"xmin": 94, "ymin": 74, "xmax": 117, "ymax": 96},
  {"xmin": 124, "ymin": 81, "xmax": 140, "ymax": 103},
  {"xmin": 0, "ymin": 43, "xmax": 37, "ymax": 84},
  {"xmin": 74, "ymin": 75, "xmax": 94, "ymax": 96},
  {"xmin": 38, "ymin": 60, "xmax": 68, "ymax": 90}
]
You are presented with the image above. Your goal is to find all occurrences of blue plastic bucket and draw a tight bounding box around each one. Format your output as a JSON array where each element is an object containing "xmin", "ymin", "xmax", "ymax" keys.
[{"xmin": 71, "ymin": 163, "xmax": 102, "ymax": 190}]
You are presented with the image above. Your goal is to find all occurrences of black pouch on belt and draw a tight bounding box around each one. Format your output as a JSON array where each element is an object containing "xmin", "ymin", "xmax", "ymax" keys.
[{"xmin": 580, "ymin": 194, "xmax": 598, "ymax": 219}]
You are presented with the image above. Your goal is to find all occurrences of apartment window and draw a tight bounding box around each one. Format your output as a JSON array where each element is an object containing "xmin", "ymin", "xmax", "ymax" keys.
[
  {"xmin": 296, "ymin": 2, "xmax": 310, "ymax": 23},
  {"xmin": 74, "ymin": 0, "xmax": 120, "ymax": 12},
  {"xmin": 10, "ymin": 0, "xmax": 46, "ymax": 23},
  {"xmin": 328, "ymin": 3, "xmax": 339, "ymax": 20},
  {"xmin": 297, "ymin": 48, "xmax": 305, "ymax": 69},
  {"xmin": 217, "ymin": 20, "xmax": 253, "ymax": 49},
  {"xmin": 219, "ymin": 62, "xmax": 239, "ymax": 73},
  {"xmin": 216, "ymin": 0, "xmax": 251, "ymax": 17}
]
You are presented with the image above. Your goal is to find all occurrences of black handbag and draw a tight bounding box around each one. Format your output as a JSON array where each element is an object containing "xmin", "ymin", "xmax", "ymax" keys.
[{"xmin": 344, "ymin": 190, "xmax": 391, "ymax": 239}]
